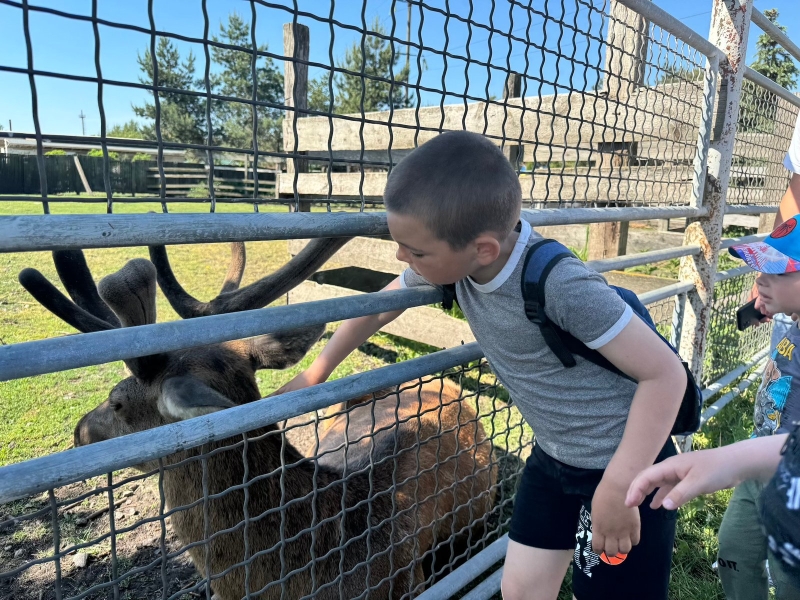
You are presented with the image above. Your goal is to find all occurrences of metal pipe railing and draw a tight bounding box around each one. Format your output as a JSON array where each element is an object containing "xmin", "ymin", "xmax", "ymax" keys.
[
  {"xmin": 751, "ymin": 8, "xmax": 800, "ymax": 65},
  {"xmin": 416, "ymin": 536, "xmax": 508, "ymax": 600},
  {"xmin": 0, "ymin": 342, "xmax": 485, "ymax": 504},
  {"xmin": 1, "ymin": 206, "xmax": 709, "ymax": 253},
  {"xmin": 0, "ymin": 287, "xmax": 440, "ymax": 381},
  {"xmin": 743, "ymin": 66, "xmax": 800, "ymax": 109},
  {"xmin": 613, "ymin": 0, "xmax": 722, "ymax": 60}
]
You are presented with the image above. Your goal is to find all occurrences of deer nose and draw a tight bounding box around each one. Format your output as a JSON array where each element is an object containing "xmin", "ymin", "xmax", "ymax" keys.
[{"xmin": 74, "ymin": 412, "xmax": 108, "ymax": 447}]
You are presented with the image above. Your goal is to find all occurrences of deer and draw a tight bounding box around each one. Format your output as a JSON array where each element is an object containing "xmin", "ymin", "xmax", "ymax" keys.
[{"xmin": 18, "ymin": 239, "xmax": 496, "ymax": 600}]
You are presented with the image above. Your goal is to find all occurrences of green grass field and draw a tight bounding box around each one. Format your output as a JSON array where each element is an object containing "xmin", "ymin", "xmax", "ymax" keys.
[{"xmin": 0, "ymin": 199, "xmax": 765, "ymax": 598}]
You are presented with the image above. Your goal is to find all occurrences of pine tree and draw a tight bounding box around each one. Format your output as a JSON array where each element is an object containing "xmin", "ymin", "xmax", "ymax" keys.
[
  {"xmin": 210, "ymin": 13, "xmax": 284, "ymax": 152},
  {"xmin": 740, "ymin": 9, "xmax": 799, "ymax": 133},
  {"xmin": 308, "ymin": 19, "xmax": 413, "ymax": 114},
  {"xmin": 132, "ymin": 37, "xmax": 206, "ymax": 145}
]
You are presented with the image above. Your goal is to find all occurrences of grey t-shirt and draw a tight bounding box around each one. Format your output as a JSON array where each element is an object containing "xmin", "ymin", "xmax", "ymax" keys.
[{"xmin": 401, "ymin": 219, "xmax": 637, "ymax": 469}]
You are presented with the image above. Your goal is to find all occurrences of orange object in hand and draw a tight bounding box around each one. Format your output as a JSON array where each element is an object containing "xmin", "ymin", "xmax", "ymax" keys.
[{"xmin": 599, "ymin": 551, "xmax": 628, "ymax": 566}]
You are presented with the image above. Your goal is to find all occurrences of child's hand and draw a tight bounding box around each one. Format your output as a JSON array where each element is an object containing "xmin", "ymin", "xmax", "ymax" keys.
[
  {"xmin": 625, "ymin": 448, "xmax": 739, "ymax": 511},
  {"xmin": 591, "ymin": 478, "xmax": 641, "ymax": 558},
  {"xmin": 269, "ymin": 370, "xmax": 324, "ymax": 397}
]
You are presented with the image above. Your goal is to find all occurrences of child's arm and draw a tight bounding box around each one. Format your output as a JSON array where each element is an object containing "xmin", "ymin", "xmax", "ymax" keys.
[
  {"xmin": 625, "ymin": 434, "xmax": 787, "ymax": 510},
  {"xmin": 589, "ymin": 315, "xmax": 686, "ymax": 558},
  {"xmin": 271, "ymin": 276, "xmax": 407, "ymax": 394}
]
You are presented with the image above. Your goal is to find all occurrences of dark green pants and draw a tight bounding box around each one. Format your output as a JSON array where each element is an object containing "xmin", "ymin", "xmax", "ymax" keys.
[{"xmin": 718, "ymin": 479, "xmax": 800, "ymax": 600}]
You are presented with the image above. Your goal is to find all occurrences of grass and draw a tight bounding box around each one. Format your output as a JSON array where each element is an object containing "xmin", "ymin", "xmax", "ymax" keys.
[{"xmin": 0, "ymin": 199, "xmax": 765, "ymax": 598}]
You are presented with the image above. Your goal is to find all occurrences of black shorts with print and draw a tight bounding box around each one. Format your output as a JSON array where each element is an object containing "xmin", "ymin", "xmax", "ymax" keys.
[{"xmin": 508, "ymin": 441, "xmax": 678, "ymax": 600}]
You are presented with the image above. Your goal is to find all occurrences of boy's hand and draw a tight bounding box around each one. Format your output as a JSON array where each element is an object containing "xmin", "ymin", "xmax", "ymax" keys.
[
  {"xmin": 591, "ymin": 477, "xmax": 641, "ymax": 558},
  {"xmin": 270, "ymin": 370, "xmax": 325, "ymax": 397},
  {"xmin": 626, "ymin": 447, "xmax": 744, "ymax": 511}
]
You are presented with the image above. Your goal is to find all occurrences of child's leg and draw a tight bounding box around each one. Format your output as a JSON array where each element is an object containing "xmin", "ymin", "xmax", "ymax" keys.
[
  {"xmin": 501, "ymin": 541, "xmax": 572, "ymax": 600},
  {"xmin": 717, "ymin": 479, "xmax": 770, "ymax": 600},
  {"xmin": 769, "ymin": 551, "xmax": 800, "ymax": 600},
  {"xmin": 503, "ymin": 445, "xmax": 583, "ymax": 600}
]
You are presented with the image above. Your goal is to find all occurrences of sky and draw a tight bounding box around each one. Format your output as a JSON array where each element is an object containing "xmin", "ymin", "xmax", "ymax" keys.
[{"xmin": 0, "ymin": 0, "xmax": 797, "ymax": 139}]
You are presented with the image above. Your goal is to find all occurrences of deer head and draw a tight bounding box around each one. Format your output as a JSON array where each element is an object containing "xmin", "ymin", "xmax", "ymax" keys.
[{"xmin": 18, "ymin": 238, "xmax": 349, "ymax": 452}]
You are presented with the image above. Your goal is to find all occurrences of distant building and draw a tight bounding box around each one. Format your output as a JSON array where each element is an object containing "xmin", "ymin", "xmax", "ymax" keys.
[{"xmin": 0, "ymin": 132, "xmax": 186, "ymax": 161}]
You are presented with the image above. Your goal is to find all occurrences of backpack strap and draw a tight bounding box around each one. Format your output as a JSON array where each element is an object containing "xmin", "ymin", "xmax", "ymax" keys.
[
  {"xmin": 442, "ymin": 284, "xmax": 457, "ymax": 310},
  {"xmin": 521, "ymin": 239, "xmax": 580, "ymax": 369}
]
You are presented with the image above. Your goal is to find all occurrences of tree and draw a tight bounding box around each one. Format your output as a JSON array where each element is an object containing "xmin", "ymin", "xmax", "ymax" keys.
[
  {"xmin": 308, "ymin": 19, "xmax": 413, "ymax": 115},
  {"xmin": 108, "ymin": 120, "xmax": 144, "ymax": 139},
  {"xmin": 749, "ymin": 9, "xmax": 799, "ymax": 90},
  {"xmin": 210, "ymin": 13, "xmax": 284, "ymax": 152},
  {"xmin": 740, "ymin": 9, "xmax": 799, "ymax": 133},
  {"xmin": 132, "ymin": 37, "xmax": 205, "ymax": 145}
]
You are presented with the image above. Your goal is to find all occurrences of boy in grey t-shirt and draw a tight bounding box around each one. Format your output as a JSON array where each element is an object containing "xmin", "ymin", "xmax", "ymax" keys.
[{"xmin": 274, "ymin": 131, "xmax": 686, "ymax": 599}]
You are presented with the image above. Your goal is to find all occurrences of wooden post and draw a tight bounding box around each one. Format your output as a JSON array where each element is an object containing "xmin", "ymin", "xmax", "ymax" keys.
[
  {"xmin": 758, "ymin": 212, "xmax": 776, "ymax": 233},
  {"xmin": 73, "ymin": 155, "xmax": 92, "ymax": 194},
  {"xmin": 503, "ymin": 73, "xmax": 522, "ymax": 168},
  {"xmin": 283, "ymin": 22, "xmax": 311, "ymax": 212},
  {"xmin": 587, "ymin": 0, "xmax": 648, "ymax": 261}
]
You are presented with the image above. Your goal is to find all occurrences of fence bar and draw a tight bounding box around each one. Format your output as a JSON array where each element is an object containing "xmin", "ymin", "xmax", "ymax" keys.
[
  {"xmin": 459, "ymin": 567, "xmax": 504, "ymax": 600},
  {"xmin": 750, "ymin": 8, "xmax": 800, "ymax": 65},
  {"xmin": 638, "ymin": 282, "xmax": 696, "ymax": 306},
  {"xmin": 416, "ymin": 535, "xmax": 508, "ymax": 600},
  {"xmin": 521, "ymin": 206, "xmax": 707, "ymax": 227},
  {"xmin": 0, "ymin": 287, "xmax": 440, "ymax": 381},
  {"xmin": 702, "ymin": 346, "xmax": 770, "ymax": 401},
  {"xmin": 0, "ymin": 206, "xmax": 708, "ymax": 253},
  {"xmin": 677, "ymin": 0, "xmax": 752, "ymax": 381},
  {"xmin": 725, "ymin": 204, "xmax": 779, "ymax": 215},
  {"xmin": 691, "ymin": 54, "xmax": 719, "ymax": 209},
  {"xmin": 719, "ymin": 232, "xmax": 768, "ymax": 249},
  {"xmin": 743, "ymin": 66, "xmax": 800, "ymax": 109},
  {"xmin": 586, "ymin": 245, "xmax": 701, "ymax": 274},
  {"xmin": 0, "ymin": 342, "xmax": 484, "ymax": 503},
  {"xmin": 612, "ymin": 0, "xmax": 722, "ymax": 60},
  {"xmin": 701, "ymin": 360, "xmax": 766, "ymax": 425},
  {"xmin": 715, "ymin": 265, "xmax": 753, "ymax": 282}
]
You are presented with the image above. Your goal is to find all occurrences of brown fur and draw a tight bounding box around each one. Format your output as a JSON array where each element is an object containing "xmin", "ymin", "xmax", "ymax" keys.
[{"xmin": 23, "ymin": 246, "xmax": 497, "ymax": 599}]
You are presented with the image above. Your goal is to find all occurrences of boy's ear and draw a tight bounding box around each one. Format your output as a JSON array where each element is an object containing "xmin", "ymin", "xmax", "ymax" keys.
[{"xmin": 473, "ymin": 235, "xmax": 502, "ymax": 265}]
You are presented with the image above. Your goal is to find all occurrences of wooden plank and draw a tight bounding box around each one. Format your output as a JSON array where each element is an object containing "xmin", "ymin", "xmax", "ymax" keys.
[
  {"xmin": 278, "ymin": 166, "xmax": 696, "ymax": 203},
  {"xmin": 290, "ymin": 82, "xmax": 706, "ymax": 154},
  {"xmin": 288, "ymin": 281, "xmax": 475, "ymax": 349},
  {"xmin": 73, "ymin": 156, "xmax": 92, "ymax": 194}
]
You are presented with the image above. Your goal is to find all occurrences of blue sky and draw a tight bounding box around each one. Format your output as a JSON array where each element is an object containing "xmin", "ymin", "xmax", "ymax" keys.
[{"xmin": 0, "ymin": 0, "xmax": 797, "ymax": 138}]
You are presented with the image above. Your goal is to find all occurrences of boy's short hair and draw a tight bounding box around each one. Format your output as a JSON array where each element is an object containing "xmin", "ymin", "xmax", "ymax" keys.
[{"xmin": 383, "ymin": 130, "xmax": 522, "ymax": 248}]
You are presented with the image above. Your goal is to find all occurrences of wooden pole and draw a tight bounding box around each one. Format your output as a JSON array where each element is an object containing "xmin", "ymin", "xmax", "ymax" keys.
[
  {"xmin": 73, "ymin": 155, "xmax": 93, "ymax": 194},
  {"xmin": 283, "ymin": 22, "xmax": 311, "ymax": 212},
  {"xmin": 503, "ymin": 73, "xmax": 522, "ymax": 167}
]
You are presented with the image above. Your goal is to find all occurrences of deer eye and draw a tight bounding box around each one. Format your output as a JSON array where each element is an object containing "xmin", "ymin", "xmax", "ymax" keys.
[{"xmin": 109, "ymin": 400, "xmax": 123, "ymax": 412}]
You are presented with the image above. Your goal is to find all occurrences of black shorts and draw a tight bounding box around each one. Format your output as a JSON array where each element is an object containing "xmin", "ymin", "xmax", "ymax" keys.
[{"xmin": 508, "ymin": 441, "xmax": 678, "ymax": 600}]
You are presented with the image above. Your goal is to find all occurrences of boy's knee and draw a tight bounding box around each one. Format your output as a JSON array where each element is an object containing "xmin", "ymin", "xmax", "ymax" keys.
[{"xmin": 501, "ymin": 572, "xmax": 529, "ymax": 600}]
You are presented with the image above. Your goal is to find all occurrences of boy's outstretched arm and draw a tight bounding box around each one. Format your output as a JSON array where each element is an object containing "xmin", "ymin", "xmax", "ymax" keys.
[
  {"xmin": 625, "ymin": 434, "xmax": 788, "ymax": 511},
  {"xmin": 271, "ymin": 276, "xmax": 407, "ymax": 395},
  {"xmin": 590, "ymin": 315, "xmax": 686, "ymax": 558}
]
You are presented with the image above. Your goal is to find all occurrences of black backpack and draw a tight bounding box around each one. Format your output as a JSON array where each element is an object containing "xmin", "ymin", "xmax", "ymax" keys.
[{"xmin": 443, "ymin": 238, "xmax": 702, "ymax": 437}]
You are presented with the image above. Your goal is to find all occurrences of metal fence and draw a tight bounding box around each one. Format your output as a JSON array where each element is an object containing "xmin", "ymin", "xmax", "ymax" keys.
[{"xmin": 0, "ymin": 0, "xmax": 798, "ymax": 598}]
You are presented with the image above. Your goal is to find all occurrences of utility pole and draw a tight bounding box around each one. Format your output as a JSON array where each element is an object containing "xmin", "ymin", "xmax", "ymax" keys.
[
  {"xmin": 78, "ymin": 110, "xmax": 86, "ymax": 136},
  {"xmin": 405, "ymin": 1, "xmax": 411, "ymax": 104}
]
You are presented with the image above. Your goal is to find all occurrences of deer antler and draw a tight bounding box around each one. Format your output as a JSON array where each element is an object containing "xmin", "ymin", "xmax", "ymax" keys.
[
  {"xmin": 19, "ymin": 251, "xmax": 166, "ymax": 380},
  {"xmin": 149, "ymin": 237, "xmax": 351, "ymax": 318}
]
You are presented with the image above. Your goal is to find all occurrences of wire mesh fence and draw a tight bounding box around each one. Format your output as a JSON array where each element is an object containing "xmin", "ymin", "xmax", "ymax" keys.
[
  {"xmin": 0, "ymin": 0, "xmax": 717, "ymax": 214},
  {"xmin": 0, "ymin": 0, "xmax": 796, "ymax": 598},
  {"xmin": 729, "ymin": 78, "xmax": 798, "ymax": 207},
  {"xmin": 0, "ymin": 365, "xmax": 533, "ymax": 600},
  {"xmin": 702, "ymin": 270, "xmax": 773, "ymax": 387}
]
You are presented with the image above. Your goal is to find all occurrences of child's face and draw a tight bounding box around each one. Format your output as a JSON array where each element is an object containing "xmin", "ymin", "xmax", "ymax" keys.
[
  {"xmin": 756, "ymin": 271, "xmax": 800, "ymax": 316},
  {"xmin": 387, "ymin": 212, "xmax": 480, "ymax": 285}
]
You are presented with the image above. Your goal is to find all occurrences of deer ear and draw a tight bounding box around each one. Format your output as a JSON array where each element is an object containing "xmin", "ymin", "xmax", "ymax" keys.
[{"xmin": 159, "ymin": 376, "xmax": 236, "ymax": 421}]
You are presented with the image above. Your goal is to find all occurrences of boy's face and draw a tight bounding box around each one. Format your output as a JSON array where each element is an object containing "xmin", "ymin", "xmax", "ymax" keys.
[
  {"xmin": 387, "ymin": 212, "xmax": 480, "ymax": 285},
  {"xmin": 756, "ymin": 271, "xmax": 800, "ymax": 316}
]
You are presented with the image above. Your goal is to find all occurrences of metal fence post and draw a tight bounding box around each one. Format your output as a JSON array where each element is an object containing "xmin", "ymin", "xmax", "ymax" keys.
[{"xmin": 678, "ymin": 0, "xmax": 753, "ymax": 382}]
